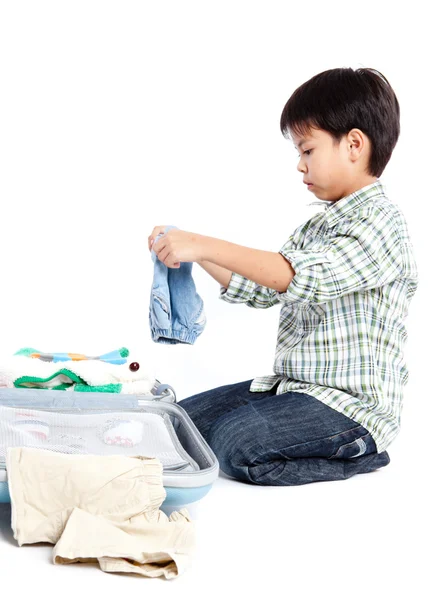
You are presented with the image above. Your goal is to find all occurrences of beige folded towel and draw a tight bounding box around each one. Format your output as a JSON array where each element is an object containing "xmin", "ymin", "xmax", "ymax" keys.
[{"xmin": 6, "ymin": 447, "xmax": 195, "ymax": 579}]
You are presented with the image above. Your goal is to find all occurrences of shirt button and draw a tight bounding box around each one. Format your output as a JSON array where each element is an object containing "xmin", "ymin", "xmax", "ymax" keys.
[{"xmin": 298, "ymin": 328, "xmax": 304, "ymax": 335}]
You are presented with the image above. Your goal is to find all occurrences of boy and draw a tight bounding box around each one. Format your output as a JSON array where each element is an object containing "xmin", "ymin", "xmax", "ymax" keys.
[{"xmin": 148, "ymin": 67, "xmax": 418, "ymax": 486}]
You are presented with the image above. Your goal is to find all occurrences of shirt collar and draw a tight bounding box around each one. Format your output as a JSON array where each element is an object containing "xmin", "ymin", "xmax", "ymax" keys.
[{"xmin": 312, "ymin": 180, "xmax": 387, "ymax": 226}]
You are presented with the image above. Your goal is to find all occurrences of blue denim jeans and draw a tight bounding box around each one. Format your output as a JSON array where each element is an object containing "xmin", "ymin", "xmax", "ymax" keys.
[
  {"xmin": 149, "ymin": 225, "xmax": 206, "ymax": 344},
  {"xmin": 179, "ymin": 379, "xmax": 390, "ymax": 486}
]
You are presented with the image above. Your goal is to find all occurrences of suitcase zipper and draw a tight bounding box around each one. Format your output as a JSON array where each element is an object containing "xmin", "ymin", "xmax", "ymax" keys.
[
  {"xmin": 163, "ymin": 462, "xmax": 193, "ymax": 472},
  {"xmin": 0, "ymin": 459, "xmax": 192, "ymax": 471}
]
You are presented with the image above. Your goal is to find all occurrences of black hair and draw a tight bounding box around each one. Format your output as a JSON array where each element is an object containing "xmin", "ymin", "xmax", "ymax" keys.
[{"xmin": 279, "ymin": 67, "xmax": 400, "ymax": 177}]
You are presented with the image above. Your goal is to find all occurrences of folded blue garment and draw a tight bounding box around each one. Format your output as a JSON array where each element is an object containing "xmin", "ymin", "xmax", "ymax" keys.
[{"xmin": 149, "ymin": 226, "xmax": 206, "ymax": 344}]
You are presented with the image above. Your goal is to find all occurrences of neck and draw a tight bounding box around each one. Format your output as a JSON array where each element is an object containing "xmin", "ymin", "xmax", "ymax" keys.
[{"xmin": 334, "ymin": 175, "xmax": 378, "ymax": 201}]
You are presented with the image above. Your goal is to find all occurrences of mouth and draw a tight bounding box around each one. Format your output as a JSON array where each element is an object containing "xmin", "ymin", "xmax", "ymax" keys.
[{"xmin": 304, "ymin": 182, "xmax": 313, "ymax": 188}]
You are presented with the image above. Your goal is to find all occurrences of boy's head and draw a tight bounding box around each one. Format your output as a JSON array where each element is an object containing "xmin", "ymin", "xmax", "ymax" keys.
[{"xmin": 280, "ymin": 67, "xmax": 400, "ymax": 201}]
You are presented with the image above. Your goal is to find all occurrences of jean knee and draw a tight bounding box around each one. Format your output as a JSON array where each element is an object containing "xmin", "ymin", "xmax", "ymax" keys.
[{"xmin": 207, "ymin": 412, "xmax": 264, "ymax": 481}]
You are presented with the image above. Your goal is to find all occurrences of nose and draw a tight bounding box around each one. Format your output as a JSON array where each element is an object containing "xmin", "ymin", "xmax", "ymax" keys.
[{"xmin": 297, "ymin": 156, "xmax": 307, "ymax": 173}]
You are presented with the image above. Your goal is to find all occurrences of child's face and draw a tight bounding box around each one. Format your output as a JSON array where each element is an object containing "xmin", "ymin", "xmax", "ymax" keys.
[{"xmin": 290, "ymin": 127, "xmax": 358, "ymax": 202}]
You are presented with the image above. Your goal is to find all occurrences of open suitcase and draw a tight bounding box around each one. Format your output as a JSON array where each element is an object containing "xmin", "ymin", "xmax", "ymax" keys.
[{"xmin": 0, "ymin": 380, "xmax": 219, "ymax": 509}]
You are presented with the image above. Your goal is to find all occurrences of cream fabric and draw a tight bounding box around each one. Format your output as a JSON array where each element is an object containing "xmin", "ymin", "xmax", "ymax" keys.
[{"xmin": 6, "ymin": 447, "xmax": 195, "ymax": 579}]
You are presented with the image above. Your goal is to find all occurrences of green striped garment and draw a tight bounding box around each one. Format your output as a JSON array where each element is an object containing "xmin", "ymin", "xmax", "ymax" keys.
[{"xmin": 220, "ymin": 181, "xmax": 418, "ymax": 452}]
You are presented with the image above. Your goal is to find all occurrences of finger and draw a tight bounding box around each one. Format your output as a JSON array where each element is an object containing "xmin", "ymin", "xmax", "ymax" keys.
[
  {"xmin": 152, "ymin": 235, "xmax": 168, "ymax": 254},
  {"xmin": 153, "ymin": 226, "xmax": 167, "ymax": 237},
  {"xmin": 159, "ymin": 247, "xmax": 177, "ymax": 267},
  {"xmin": 154, "ymin": 239, "xmax": 171, "ymax": 261},
  {"xmin": 148, "ymin": 226, "xmax": 167, "ymax": 250},
  {"xmin": 149, "ymin": 226, "xmax": 165, "ymax": 239},
  {"xmin": 148, "ymin": 229, "xmax": 157, "ymax": 249}
]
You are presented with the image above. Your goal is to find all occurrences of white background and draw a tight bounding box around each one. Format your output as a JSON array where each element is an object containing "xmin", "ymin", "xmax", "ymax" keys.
[{"xmin": 0, "ymin": 1, "xmax": 427, "ymax": 597}]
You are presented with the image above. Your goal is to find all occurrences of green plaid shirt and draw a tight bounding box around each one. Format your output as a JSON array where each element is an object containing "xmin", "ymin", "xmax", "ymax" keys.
[{"xmin": 220, "ymin": 181, "xmax": 418, "ymax": 452}]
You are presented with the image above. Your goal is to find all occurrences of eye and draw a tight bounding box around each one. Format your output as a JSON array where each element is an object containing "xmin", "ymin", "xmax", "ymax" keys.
[{"xmin": 297, "ymin": 149, "xmax": 312, "ymax": 158}]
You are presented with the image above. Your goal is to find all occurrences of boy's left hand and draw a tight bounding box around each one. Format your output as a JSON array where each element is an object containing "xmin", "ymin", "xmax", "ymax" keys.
[{"xmin": 151, "ymin": 229, "xmax": 205, "ymax": 268}]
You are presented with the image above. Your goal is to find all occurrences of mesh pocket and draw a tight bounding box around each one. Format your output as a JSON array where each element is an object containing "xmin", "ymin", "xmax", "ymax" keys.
[{"xmin": 0, "ymin": 405, "xmax": 199, "ymax": 472}]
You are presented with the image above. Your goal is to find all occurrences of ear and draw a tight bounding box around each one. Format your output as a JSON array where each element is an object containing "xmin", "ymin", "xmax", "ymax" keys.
[{"xmin": 346, "ymin": 128, "xmax": 367, "ymax": 162}]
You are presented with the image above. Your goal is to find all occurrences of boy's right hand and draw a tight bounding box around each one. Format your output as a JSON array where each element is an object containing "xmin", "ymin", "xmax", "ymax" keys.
[{"xmin": 148, "ymin": 226, "xmax": 167, "ymax": 251}]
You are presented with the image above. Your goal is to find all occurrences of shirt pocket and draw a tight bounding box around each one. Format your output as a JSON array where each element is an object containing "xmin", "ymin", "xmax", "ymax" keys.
[{"xmin": 277, "ymin": 303, "xmax": 326, "ymax": 350}]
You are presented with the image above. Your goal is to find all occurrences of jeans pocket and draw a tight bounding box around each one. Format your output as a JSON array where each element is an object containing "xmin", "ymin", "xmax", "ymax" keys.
[
  {"xmin": 151, "ymin": 293, "xmax": 171, "ymax": 330},
  {"xmin": 194, "ymin": 307, "xmax": 206, "ymax": 327},
  {"xmin": 328, "ymin": 430, "xmax": 376, "ymax": 460},
  {"xmin": 153, "ymin": 293, "xmax": 170, "ymax": 316}
]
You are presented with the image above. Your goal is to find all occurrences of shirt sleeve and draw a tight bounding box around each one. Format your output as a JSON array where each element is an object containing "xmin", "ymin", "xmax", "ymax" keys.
[
  {"xmin": 219, "ymin": 272, "xmax": 280, "ymax": 309},
  {"xmin": 277, "ymin": 207, "xmax": 404, "ymax": 305}
]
